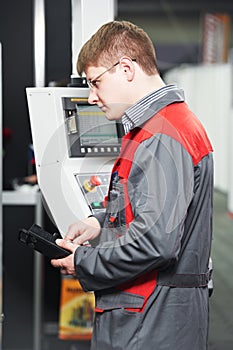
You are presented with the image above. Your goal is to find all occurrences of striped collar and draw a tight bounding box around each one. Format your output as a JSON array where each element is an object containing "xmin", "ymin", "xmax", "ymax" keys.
[{"xmin": 122, "ymin": 84, "xmax": 185, "ymax": 133}]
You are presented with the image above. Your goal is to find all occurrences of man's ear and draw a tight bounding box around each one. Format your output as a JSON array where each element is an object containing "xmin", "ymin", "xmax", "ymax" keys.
[{"xmin": 119, "ymin": 56, "xmax": 135, "ymax": 81}]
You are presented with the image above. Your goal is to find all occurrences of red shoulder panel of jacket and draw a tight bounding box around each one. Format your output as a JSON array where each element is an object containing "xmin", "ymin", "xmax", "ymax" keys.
[{"xmin": 139, "ymin": 102, "xmax": 213, "ymax": 166}]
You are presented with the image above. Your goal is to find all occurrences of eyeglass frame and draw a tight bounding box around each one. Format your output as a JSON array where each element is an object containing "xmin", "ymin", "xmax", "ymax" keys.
[{"xmin": 87, "ymin": 59, "xmax": 136, "ymax": 89}]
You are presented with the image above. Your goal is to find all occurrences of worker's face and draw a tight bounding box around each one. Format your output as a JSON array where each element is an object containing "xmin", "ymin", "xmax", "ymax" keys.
[{"xmin": 85, "ymin": 62, "xmax": 133, "ymax": 121}]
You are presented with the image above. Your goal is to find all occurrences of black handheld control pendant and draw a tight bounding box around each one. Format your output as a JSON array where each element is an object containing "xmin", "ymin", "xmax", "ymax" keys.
[{"xmin": 18, "ymin": 224, "xmax": 70, "ymax": 259}]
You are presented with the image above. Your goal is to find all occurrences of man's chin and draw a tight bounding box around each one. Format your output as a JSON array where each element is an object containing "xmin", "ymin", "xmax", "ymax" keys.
[
  {"xmin": 103, "ymin": 103, "xmax": 129, "ymax": 121},
  {"xmin": 104, "ymin": 110, "xmax": 123, "ymax": 121},
  {"xmin": 104, "ymin": 113, "xmax": 116, "ymax": 121}
]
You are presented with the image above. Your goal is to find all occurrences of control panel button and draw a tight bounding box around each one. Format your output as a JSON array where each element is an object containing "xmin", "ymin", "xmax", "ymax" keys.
[
  {"xmin": 91, "ymin": 201, "xmax": 103, "ymax": 209},
  {"xmin": 83, "ymin": 175, "xmax": 102, "ymax": 192},
  {"xmin": 90, "ymin": 175, "xmax": 102, "ymax": 187}
]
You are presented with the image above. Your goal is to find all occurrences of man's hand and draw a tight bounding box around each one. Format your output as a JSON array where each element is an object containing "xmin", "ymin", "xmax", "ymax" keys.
[
  {"xmin": 65, "ymin": 216, "xmax": 101, "ymax": 245},
  {"xmin": 51, "ymin": 239, "xmax": 78, "ymax": 275},
  {"xmin": 50, "ymin": 216, "xmax": 101, "ymax": 275}
]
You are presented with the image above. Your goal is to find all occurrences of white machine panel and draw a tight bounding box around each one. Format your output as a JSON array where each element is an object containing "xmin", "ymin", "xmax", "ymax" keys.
[{"xmin": 26, "ymin": 87, "xmax": 123, "ymax": 236}]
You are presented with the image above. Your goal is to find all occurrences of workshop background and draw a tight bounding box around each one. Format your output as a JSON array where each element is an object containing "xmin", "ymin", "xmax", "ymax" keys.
[{"xmin": 0, "ymin": 0, "xmax": 233, "ymax": 349}]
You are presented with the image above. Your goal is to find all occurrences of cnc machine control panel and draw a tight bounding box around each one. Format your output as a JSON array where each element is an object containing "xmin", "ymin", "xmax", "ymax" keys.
[
  {"xmin": 26, "ymin": 87, "xmax": 123, "ymax": 235},
  {"xmin": 75, "ymin": 172, "xmax": 110, "ymax": 213}
]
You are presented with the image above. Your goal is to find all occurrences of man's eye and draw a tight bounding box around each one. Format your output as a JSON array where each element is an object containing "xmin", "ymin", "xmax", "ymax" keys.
[{"xmin": 92, "ymin": 80, "xmax": 98, "ymax": 87}]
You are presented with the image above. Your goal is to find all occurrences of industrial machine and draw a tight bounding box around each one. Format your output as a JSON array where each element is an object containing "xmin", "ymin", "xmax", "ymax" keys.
[{"xmin": 26, "ymin": 86, "xmax": 123, "ymax": 236}]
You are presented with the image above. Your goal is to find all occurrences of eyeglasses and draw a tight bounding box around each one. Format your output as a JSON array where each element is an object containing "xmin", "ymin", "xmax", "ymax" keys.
[
  {"xmin": 87, "ymin": 62, "xmax": 119, "ymax": 89},
  {"xmin": 87, "ymin": 59, "xmax": 136, "ymax": 89}
]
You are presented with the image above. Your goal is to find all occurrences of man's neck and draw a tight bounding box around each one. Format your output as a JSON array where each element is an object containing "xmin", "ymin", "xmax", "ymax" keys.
[{"xmin": 131, "ymin": 74, "xmax": 166, "ymax": 104}]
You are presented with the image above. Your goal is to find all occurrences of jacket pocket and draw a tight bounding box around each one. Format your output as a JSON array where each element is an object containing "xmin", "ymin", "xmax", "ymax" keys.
[
  {"xmin": 95, "ymin": 290, "xmax": 145, "ymax": 312},
  {"xmin": 93, "ymin": 291, "xmax": 144, "ymax": 350}
]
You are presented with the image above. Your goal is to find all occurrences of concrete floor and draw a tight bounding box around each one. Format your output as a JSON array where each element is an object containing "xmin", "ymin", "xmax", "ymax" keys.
[{"xmin": 208, "ymin": 190, "xmax": 233, "ymax": 350}]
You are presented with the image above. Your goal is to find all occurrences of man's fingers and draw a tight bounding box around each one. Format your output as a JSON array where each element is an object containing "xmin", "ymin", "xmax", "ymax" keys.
[
  {"xmin": 56, "ymin": 239, "xmax": 77, "ymax": 253},
  {"xmin": 73, "ymin": 231, "xmax": 90, "ymax": 245}
]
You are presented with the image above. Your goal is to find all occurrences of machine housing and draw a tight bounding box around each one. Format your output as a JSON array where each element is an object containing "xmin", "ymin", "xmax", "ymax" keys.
[{"xmin": 26, "ymin": 87, "xmax": 123, "ymax": 236}]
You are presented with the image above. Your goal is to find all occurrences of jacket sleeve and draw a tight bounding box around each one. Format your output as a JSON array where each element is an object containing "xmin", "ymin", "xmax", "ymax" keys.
[{"xmin": 74, "ymin": 134, "xmax": 194, "ymax": 292}]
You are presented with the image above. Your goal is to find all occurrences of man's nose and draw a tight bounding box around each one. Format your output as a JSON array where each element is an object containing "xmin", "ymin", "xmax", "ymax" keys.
[{"xmin": 88, "ymin": 89, "xmax": 99, "ymax": 105}]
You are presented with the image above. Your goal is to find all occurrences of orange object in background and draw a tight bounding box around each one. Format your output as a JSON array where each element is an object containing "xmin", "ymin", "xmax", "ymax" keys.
[
  {"xmin": 202, "ymin": 13, "xmax": 231, "ymax": 63},
  {"xmin": 59, "ymin": 275, "xmax": 95, "ymax": 340}
]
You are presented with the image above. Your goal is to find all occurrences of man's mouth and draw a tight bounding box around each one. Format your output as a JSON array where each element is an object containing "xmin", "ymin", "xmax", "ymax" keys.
[{"xmin": 99, "ymin": 105, "xmax": 107, "ymax": 112}]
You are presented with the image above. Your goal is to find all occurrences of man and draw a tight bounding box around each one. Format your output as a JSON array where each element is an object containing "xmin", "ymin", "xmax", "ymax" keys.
[{"xmin": 51, "ymin": 20, "xmax": 213, "ymax": 350}]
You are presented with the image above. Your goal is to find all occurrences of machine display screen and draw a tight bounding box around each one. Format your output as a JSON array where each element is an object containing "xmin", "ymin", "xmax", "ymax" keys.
[
  {"xmin": 63, "ymin": 97, "xmax": 124, "ymax": 157},
  {"xmin": 78, "ymin": 105, "xmax": 118, "ymax": 146}
]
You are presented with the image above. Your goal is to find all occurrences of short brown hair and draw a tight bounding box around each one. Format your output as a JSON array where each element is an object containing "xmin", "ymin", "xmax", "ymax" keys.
[{"xmin": 77, "ymin": 20, "xmax": 158, "ymax": 76}]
